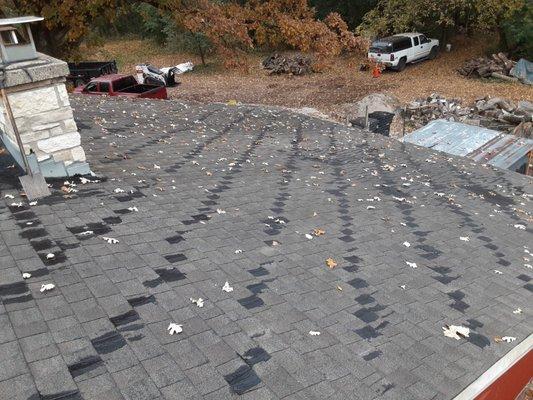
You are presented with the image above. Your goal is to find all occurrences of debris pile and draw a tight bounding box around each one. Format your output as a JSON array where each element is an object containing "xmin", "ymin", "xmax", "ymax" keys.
[
  {"xmin": 262, "ymin": 53, "xmax": 313, "ymax": 75},
  {"xmin": 458, "ymin": 53, "xmax": 518, "ymax": 82},
  {"xmin": 403, "ymin": 93, "xmax": 533, "ymax": 136}
]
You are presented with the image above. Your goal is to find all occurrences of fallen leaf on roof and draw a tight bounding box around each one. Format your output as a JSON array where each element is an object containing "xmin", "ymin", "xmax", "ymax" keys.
[
  {"xmin": 513, "ymin": 308, "xmax": 522, "ymax": 314},
  {"xmin": 336, "ymin": 285, "xmax": 343, "ymax": 291},
  {"xmin": 102, "ymin": 237, "xmax": 119, "ymax": 244},
  {"xmin": 494, "ymin": 270, "xmax": 503, "ymax": 275},
  {"xmin": 406, "ymin": 261, "xmax": 418, "ymax": 268},
  {"xmin": 222, "ymin": 281, "xmax": 234, "ymax": 292},
  {"xmin": 313, "ymin": 228, "xmax": 325, "ymax": 236},
  {"xmin": 234, "ymin": 249, "xmax": 242, "ymax": 254},
  {"xmin": 22, "ymin": 272, "xmax": 31, "ymax": 279},
  {"xmin": 400, "ymin": 285, "xmax": 407, "ymax": 290},
  {"xmin": 443, "ymin": 325, "xmax": 470, "ymax": 340},
  {"xmin": 271, "ymin": 240, "xmax": 280, "ymax": 246},
  {"xmin": 4, "ymin": 194, "xmax": 14, "ymax": 199},
  {"xmin": 460, "ymin": 236, "xmax": 470, "ymax": 242},
  {"xmin": 127, "ymin": 206, "xmax": 138, "ymax": 212},
  {"xmin": 216, "ymin": 208, "xmax": 226, "ymax": 214},
  {"xmin": 403, "ymin": 241, "xmax": 411, "ymax": 247},
  {"xmin": 11, "ymin": 202, "xmax": 23, "ymax": 207},
  {"xmin": 514, "ymin": 224, "xmax": 526, "ymax": 230},
  {"xmin": 309, "ymin": 331, "xmax": 321, "ymax": 336},
  {"xmin": 167, "ymin": 323, "xmax": 183, "ymax": 335},
  {"xmin": 46, "ymin": 253, "xmax": 55, "ymax": 260},
  {"xmin": 79, "ymin": 177, "xmax": 100, "ymax": 184},
  {"xmin": 367, "ymin": 206, "xmax": 375, "ymax": 210},
  {"xmin": 77, "ymin": 231, "xmax": 93, "ymax": 236},
  {"xmin": 40, "ymin": 283, "xmax": 55, "ymax": 292},
  {"xmin": 326, "ymin": 258, "xmax": 337, "ymax": 269},
  {"xmin": 153, "ymin": 163, "xmax": 160, "ymax": 169},
  {"xmin": 494, "ymin": 336, "xmax": 516, "ymax": 343},
  {"xmin": 114, "ymin": 188, "xmax": 125, "ymax": 193},
  {"xmin": 206, "ymin": 171, "xmax": 212, "ymax": 176},
  {"xmin": 305, "ymin": 234, "xmax": 313, "ymax": 240},
  {"xmin": 190, "ymin": 297, "xmax": 204, "ymax": 308}
]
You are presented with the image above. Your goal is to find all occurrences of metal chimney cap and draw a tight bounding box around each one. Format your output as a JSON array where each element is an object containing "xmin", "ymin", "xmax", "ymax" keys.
[{"xmin": 0, "ymin": 16, "xmax": 44, "ymax": 26}]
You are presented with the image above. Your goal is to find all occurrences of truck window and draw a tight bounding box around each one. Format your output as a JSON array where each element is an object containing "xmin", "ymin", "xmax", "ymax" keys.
[
  {"xmin": 413, "ymin": 37, "xmax": 419, "ymax": 46},
  {"xmin": 419, "ymin": 35, "xmax": 427, "ymax": 44},
  {"xmin": 114, "ymin": 76, "xmax": 137, "ymax": 91},
  {"xmin": 393, "ymin": 38, "xmax": 411, "ymax": 51},
  {"xmin": 85, "ymin": 82, "xmax": 98, "ymax": 92},
  {"xmin": 99, "ymin": 82, "xmax": 110, "ymax": 93},
  {"xmin": 370, "ymin": 41, "xmax": 392, "ymax": 54}
]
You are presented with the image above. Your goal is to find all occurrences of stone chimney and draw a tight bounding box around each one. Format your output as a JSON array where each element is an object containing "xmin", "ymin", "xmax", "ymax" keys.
[{"xmin": 0, "ymin": 16, "xmax": 90, "ymax": 178}]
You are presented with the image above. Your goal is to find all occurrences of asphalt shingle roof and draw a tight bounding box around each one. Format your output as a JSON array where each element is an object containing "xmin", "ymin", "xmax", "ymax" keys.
[{"xmin": 0, "ymin": 96, "xmax": 531, "ymax": 400}]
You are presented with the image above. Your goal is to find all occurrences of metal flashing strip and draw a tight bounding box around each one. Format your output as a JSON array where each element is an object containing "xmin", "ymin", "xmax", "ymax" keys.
[{"xmin": 454, "ymin": 333, "xmax": 533, "ymax": 400}]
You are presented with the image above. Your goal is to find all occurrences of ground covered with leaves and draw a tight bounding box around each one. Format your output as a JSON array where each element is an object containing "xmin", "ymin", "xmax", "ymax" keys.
[{"xmin": 88, "ymin": 38, "xmax": 533, "ymax": 115}]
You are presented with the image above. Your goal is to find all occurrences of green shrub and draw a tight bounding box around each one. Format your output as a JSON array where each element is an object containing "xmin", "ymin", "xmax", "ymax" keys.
[{"xmin": 501, "ymin": 3, "xmax": 533, "ymax": 60}]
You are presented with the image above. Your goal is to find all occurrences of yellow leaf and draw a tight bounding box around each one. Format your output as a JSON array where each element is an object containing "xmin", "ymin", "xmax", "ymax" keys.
[
  {"xmin": 313, "ymin": 228, "xmax": 325, "ymax": 236},
  {"xmin": 326, "ymin": 258, "xmax": 337, "ymax": 269}
]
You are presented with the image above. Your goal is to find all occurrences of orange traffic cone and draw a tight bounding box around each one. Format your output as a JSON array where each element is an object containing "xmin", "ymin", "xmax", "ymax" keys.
[{"xmin": 372, "ymin": 64, "xmax": 382, "ymax": 78}]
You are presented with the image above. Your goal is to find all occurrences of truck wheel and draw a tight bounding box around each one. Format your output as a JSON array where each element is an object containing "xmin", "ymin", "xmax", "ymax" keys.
[
  {"xmin": 429, "ymin": 46, "xmax": 439, "ymax": 60},
  {"xmin": 396, "ymin": 57, "xmax": 407, "ymax": 72}
]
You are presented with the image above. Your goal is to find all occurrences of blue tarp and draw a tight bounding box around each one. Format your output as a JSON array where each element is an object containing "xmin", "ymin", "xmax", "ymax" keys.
[{"xmin": 510, "ymin": 58, "xmax": 533, "ymax": 85}]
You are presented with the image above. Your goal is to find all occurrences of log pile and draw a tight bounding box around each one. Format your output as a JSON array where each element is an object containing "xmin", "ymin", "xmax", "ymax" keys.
[
  {"xmin": 403, "ymin": 93, "xmax": 533, "ymax": 137},
  {"xmin": 458, "ymin": 53, "xmax": 519, "ymax": 82},
  {"xmin": 262, "ymin": 53, "xmax": 313, "ymax": 75}
]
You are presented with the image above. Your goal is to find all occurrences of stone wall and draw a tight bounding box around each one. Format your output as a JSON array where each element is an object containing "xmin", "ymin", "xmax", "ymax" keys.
[
  {"xmin": 0, "ymin": 53, "xmax": 90, "ymax": 177},
  {"xmin": 2, "ymin": 81, "xmax": 86, "ymax": 164}
]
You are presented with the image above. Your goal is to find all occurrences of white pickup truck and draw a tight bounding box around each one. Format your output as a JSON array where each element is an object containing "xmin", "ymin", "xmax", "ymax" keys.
[{"xmin": 368, "ymin": 33, "xmax": 439, "ymax": 71}]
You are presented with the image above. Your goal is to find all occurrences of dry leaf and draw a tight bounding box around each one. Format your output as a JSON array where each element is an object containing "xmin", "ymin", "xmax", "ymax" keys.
[
  {"xmin": 443, "ymin": 325, "xmax": 470, "ymax": 340},
  {"xmin": 326, "ymin": 258, "xmax": 337, "ymax": 269},
  {"xmin": 167, "ymin": 323, "xmax": 183, "ymax": 335},
  {"xmin": 222, "ymin": 281, "xmax": 234, "ymax": 292},
  {"xmin": 313, "ymin": 228, "xmax": 325, "ymax": 236},
  {"xmin": 40, "ymin": 283, "xmax": 55, "ymax": 292},
  {"xmin": 494, "ymin": 336, "xmax": 516, "ymax": 343}
]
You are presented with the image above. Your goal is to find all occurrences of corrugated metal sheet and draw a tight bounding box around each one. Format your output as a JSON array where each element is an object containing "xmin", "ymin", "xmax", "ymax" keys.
[{"xmin": 403, "ymin": 119, "xmax": 533, "ymax": 170}]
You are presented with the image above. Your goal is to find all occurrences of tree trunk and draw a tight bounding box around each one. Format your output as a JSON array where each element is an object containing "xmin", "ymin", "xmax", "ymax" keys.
[{"xmin": 198, "ymin": 41, "xmax": 206, "ymax": 66}]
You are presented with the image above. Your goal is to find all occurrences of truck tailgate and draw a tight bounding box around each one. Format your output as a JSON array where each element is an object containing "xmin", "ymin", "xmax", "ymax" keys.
[{"xmin": 368, "ymin": 52, "xmax": 391, "ymax": 64}]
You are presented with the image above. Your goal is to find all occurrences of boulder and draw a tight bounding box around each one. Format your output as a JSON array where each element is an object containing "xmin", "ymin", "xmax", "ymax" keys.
[{"xmin": 335, "ymin": 93, "xmax": 401, "ymax": 122}]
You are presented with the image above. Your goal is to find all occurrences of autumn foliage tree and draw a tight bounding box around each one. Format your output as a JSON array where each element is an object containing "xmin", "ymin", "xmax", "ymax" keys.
[
  {"xmin": 0, "ymin": 0, "xmax": 132, "ymax": 58},
  {"xmin": 168, "ymin": 0, "xmax": 367, "ymax": 68},
  {"xmin": 357, "ymin": 0, "xmax": 527, "ymax": 49}
]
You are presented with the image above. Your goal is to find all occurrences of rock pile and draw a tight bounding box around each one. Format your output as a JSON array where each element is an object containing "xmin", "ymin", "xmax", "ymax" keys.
[
  {"xmin": 457, "ymin": 53, "xmax": 518, "ymax": 82},
  {"xmin": 262, "ymin": 53, "xmax": 313, "ymax": 75},
  {"xmin": 403, "ymin": 94, "xmax": 533, "ymax": 137}
]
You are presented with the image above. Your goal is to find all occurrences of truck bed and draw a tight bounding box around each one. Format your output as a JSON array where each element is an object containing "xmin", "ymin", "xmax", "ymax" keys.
[{"xmin": 116, "ymin": 84, "xmax": 159, "ymax": 94}]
